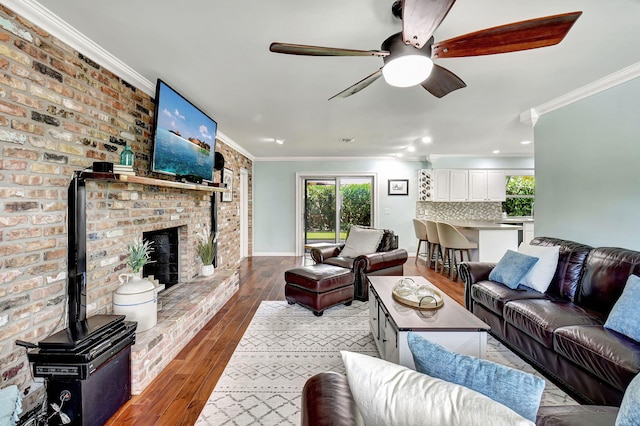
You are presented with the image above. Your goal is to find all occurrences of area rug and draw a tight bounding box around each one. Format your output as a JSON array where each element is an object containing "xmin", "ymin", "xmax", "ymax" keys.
[{"xmin": 195, "ymin": 301, "xmax": 577, "ymax": 425}]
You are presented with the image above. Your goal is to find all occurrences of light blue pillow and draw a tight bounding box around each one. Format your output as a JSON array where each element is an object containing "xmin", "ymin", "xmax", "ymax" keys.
[
  {"xmin": 616, "ymin": 372, "xmax": 640, "ymax": 425},
  {"xmin": 489, "ymin": 250, "xmax": 539, "ymax": 289},
  {"xmin": 407, "ymin": 333, "xmax": 545, "ymax": 422},
  {"xmin": 605, "ymin": 275, "xmax": 640, "ymax": 342}
]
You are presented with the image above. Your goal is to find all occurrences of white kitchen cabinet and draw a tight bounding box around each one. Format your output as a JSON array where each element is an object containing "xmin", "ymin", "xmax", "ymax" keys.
[
  {"xmin": 449, "ymin": 170, "xmax": 469, "ymax": 201},
  {"xmin": 468, "ymin": 170, "xmax": 506, "ymax": 201},
  {"xmin": 523, "ymin": 221, "xmax": 535, "ymax": 244},
  {"xmin": 432, "ymin": 169, "xmax": 451, "ymax": 201}
]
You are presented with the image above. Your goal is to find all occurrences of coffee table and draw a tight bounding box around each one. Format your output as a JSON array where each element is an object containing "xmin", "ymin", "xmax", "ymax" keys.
[{"xmin": 368, "ymin": 276, "xmax": 490, "ymax": 369}]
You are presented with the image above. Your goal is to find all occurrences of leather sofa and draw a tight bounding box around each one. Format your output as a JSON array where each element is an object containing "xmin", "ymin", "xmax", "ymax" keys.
[
  {"xmin": 301, "ymin": 371, "xmax": 620, "ymax": 426},
  {"xmin": 460, "ymin": 236, "xmax": 640, "ymax": 406},
  {"xmin": 309, "ymin": 228, "xmax": 407, "ymax": 301}
]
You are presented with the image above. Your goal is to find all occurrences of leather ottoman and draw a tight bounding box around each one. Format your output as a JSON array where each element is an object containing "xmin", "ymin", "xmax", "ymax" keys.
[{"xmin": 285, "ymin": 264, "xmax": 355, "ymax": 316}]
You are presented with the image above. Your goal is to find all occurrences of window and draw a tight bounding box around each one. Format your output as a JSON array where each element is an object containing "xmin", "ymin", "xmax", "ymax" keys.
[{"xmin": 503, "ymin": 176, "xmax": 535, "ymax": 217}]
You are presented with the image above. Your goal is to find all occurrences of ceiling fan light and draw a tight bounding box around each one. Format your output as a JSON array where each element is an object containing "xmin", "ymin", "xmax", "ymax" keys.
[{"xmin": 382, "ymin": 55, "xmax": 433, "ymax": 88}]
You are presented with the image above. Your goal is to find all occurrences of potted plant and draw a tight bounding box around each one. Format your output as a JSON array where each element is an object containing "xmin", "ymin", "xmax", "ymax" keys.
[
  {"xmin": 126, "ymin": 236, "xmax": 155, "ymax": 276},
  {"xmin": 197, "ymin": 225, "xmax": 217, "ymax": 276},
  {"xmin": 114, "ymin": 237, "xmax": 159, "ymax": 332}
]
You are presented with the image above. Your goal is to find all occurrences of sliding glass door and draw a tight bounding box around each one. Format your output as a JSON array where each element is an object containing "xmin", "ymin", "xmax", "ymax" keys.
[{"xmin": 304, "ymin": 176, "xmax": 374, "ymax": 246}]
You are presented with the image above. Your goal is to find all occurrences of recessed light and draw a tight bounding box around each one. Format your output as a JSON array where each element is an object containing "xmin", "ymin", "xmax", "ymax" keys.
[
  {"xmin": 396, "ymin": 153, "xmax": 404, "ymax": 158},
  {"xmin": 407, "ymin": 146, "xmax": 416, "ymax": 152},
  {"xmin": 520, "ymin": 140, "xmax": 532, "ymax": 145},
  {"xmin": 421, "ymin": 136, "xmax": 432, "ymax": 144},
  {"xmin": 339, "ymin": 137, "xmax": 356, "ymax": 143},
  {"xmin": 275, "ymin": 139, "xmax": 285, "ymax": 145},
  {"xmin": 492, "ymin": 150, "xmax": 500, "ymax": 154}
]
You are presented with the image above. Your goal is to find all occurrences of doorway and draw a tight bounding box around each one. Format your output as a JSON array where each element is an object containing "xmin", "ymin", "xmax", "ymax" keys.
[{"xmin": 296, "ymin": 174, "xmax": 376, "ymax": 256}]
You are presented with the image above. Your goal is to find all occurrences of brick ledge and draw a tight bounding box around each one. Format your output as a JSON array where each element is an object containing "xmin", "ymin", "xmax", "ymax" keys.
[{"xmin": 129, "ymin": 269, "xmax": 239, "ymax": 395}]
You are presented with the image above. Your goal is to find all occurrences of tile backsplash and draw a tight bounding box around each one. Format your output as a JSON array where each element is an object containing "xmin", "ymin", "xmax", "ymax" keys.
[{"xmin": 416, "ymin": 201, "xmax": 503, "ymax": 221}]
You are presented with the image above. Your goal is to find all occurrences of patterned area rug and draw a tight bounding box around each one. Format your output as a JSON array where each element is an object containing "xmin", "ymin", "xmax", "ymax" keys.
[{"xmin": 195, "ymin": 301, "xmax": 576, "ymax": 425}]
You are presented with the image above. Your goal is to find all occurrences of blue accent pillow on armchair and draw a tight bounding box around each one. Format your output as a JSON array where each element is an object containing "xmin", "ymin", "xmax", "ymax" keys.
[
  {"xmin": 407, "ymin": 333, "xmax": 545, "ymax": 422},
  {"xmin": 616, "ymin": 372, "xmax": 640, "ymax": 425},
  {"xmin": 489, "ymin": 250, "xmax": 539, "ymax": 289}
]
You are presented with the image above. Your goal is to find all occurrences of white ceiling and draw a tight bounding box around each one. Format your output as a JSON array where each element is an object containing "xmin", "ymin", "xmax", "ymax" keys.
[{"xmin": 18, "ymin": 0, "xmax": 640, "ymax": 160}]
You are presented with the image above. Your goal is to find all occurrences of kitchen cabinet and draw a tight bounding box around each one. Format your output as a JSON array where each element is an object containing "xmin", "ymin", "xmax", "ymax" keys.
[
  {"xmin": 468, "ymin": 170, "xmax": 506, "ymax": 201},
  {"xmin": 432, "ymin": 169, "xmax": 451, "ymax": 201},
  {"xmin": 449, "ymin": 170, "xmax": 469, "ymax": 201}
]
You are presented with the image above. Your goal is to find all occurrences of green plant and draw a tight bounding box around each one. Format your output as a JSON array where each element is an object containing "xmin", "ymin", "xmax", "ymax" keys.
[
  {"xmin": 127, "ymin": 237, "xmax": 154, "ymax": 274},
  {"xmin": 197, "ymin": 226, "xmax": 217, "ymax": 265}
]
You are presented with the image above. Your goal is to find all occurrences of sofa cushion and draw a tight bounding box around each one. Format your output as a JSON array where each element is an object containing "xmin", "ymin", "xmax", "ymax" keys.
[
  {"xmin": 536, "ymin": 405, "xmax": 619, "ymax": 426},
  {"xmin": 518, "ymin": 242, "xmax": 560, "ymax": 293},
  {"xmin": 339, "ymin": 226, "xmax": 384, "ymax": 258},
  {"xmin": 617, "ymin": 372, "xmax": 640, "ymax": 426},
  {"xmin": 579, "ymin": 249, "xmax": 640, "ymax": 316},
  {"xmin": 503, "ymin": 299, "xmax": 604, "ymax": 348},
  {"xmin": 529, "ymin": 237, "xmax": 592, "ymax": 302},
  {"xmin": 323, "ymin": 256, "xmax": 355, "ymax": 270},
  {"xmin": 489, "ymin": 250, "xmax": 539, "ymax": 289},
  {"xmin": 471, "ymin": 281, "xmax": 545, "ymax": 316},
  {"xmin": 407, "ymin": 333, "xmax": 545, "ymax": 422},
  {"xmin": 340, "ymin": 351, "xmax": 535, "ymax": 426},
  {"xmin": 605, "ymin": 274, "xmax": 640, "ymax": 342},
  {"xmin": 554, "ymin": 325, "xmax": 640, "ymax": 392}
]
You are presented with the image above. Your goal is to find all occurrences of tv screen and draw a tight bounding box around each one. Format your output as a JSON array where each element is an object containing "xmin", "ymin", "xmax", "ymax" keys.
[{"xmin": 151, "ymin": 79, "xmax": 217, "ymax": 182}]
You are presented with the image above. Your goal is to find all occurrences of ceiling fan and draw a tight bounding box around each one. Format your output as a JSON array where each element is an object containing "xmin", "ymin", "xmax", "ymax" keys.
[{"xmin": 269, "ymin": 0, "xmax": 582, "ymax": 100}]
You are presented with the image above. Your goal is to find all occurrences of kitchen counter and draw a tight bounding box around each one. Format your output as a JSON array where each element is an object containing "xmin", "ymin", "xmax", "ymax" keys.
[
  {"xmin": 448, "ymin": 220, "xmax": 523, "ymax": 231},
  {"xmin": 444, "ymin": 220, "xmax": 521, "ymax": 262},
  {"xmin": 498, "ymin": 216, "xmax": 535, "ymax": 224}
]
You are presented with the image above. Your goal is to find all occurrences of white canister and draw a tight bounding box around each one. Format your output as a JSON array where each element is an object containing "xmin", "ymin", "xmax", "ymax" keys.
[{"xmin": 113, "ymin": 273, "xmax": 159, "ymax": 332}]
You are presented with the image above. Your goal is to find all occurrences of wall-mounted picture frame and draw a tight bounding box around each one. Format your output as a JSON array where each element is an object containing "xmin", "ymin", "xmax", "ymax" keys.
[
  {"xmin": 388, "ymin": 179, "xmax": 409, "ymax": 196},
  {"xmin": 221, "ymin": 168, "xmax": 233, "ymax": 202}
]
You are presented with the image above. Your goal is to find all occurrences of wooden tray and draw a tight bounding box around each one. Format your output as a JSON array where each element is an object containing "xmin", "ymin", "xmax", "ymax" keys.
[{"xmin": 392, "ymin": 286, "xmax": 444, "ymax": 310}]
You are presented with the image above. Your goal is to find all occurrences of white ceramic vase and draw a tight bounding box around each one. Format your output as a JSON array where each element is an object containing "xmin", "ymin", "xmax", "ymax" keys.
[
  {"xmin": 201, "ymin": 264, "xmax": 215, "ymax": 276},
  {"xmin": 113, "ymin": 272, "xmax": 159, "ymax": 332}
]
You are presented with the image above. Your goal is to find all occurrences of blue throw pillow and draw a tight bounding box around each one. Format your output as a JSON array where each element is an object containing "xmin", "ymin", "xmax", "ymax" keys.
[
  {"xmin": 489, "ymin": 250, "xmax": 539, "ymax": 289},
  {"xmin": 605, "ymin": 275, "xmax": 640, "ymax": 342},
  {"xmin": 616, "ymin": 372, "xmax": 640, "ymax": 425},
  {"xmin": 407, "ymin": 333, "xmax": 545, "ymax": 422}
]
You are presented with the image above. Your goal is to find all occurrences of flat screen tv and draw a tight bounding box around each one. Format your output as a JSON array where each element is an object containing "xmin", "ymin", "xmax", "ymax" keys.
[{"xmin": 151, "ymin": 79, "xmax": 217, "ymax": 182}]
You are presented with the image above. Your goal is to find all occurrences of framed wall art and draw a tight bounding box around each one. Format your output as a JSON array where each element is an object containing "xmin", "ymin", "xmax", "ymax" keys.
[
  {"xmin": 221, "ymin": 168, "xmax": 233, "ymax": 202},
  {"xmin": 388, "ymin": 179, "xmax": 409, "ymax": 196}
]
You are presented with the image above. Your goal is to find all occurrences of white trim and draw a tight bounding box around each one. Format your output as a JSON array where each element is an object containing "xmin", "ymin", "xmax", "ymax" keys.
[
  {"xmin": 252, "ymin": 252, "xmax": 296, "ymax": 256},
  {"xmin": 257, "ymin": 156, "xmax": 425, "ymax": 162},
  {"xmin": 5, "ymin": 0, "xmax": 249, "ymax": 157},
  {"xmin": 239, "ymin": 168, "xmax": 249, "ymax": 259},
  {"xmin": 4, "ymin": 0, "xmax": 154, "ymax": 95},
  {"xmin": 521, "ymin": 62, "xmax": 640, "ymax": 123}
]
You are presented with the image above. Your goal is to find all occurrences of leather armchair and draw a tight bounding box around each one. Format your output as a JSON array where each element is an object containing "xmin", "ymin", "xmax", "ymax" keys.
[{"xmin": 309, "ymin": 228, "xmax": 407, "ymax": 301}]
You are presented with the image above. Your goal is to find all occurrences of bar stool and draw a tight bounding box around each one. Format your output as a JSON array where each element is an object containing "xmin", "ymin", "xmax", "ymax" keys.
[
  {"xmin": 412, "ymin": 218, "xmax": 429, "ymax": 265},
  {"xmin": 436, "ymin": 221, "xmax": 477, "ymax": 281},
  {"xmin": 425, "ymin": 220, "xmax": 442, "ymax": 270}
]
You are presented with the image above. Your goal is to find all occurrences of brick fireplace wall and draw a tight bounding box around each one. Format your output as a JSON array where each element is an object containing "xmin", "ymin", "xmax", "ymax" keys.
[{"xmin": 0, "ymin": 4, "xmax": 252, "ymax": 413}]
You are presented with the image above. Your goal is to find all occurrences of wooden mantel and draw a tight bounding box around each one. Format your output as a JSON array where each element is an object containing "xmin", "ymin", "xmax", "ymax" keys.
[{"xmin": 81, "ymin": 171, "xmax": 227, "ymax": 193}]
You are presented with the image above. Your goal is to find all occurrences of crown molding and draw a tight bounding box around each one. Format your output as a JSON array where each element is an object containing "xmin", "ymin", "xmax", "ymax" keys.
[
  {"xmin": 4, "ymin": 0, "xmax": 250, "ymax": 159},
  {"xmin": 4, "ymin": 0, "xmax": 154, "ymax": 94},
  {"xmin": 521, "ymin": 62, "xmax": 640, "ymax": 124},
  {"xmin": 255, "ymin": 156, "xmax": 427, "ymax": 162}
]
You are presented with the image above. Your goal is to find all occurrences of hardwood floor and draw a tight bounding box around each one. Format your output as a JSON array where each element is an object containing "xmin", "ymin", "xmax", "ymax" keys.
[{"xmin": 106, "ymin": 256, "xmax": 464, "ymax": 425}]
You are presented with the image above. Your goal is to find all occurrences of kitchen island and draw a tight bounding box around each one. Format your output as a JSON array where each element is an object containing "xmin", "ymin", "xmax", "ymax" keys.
[{"xmin": 446, "ymin": 220, "xmax": 522, "ymax": 262}]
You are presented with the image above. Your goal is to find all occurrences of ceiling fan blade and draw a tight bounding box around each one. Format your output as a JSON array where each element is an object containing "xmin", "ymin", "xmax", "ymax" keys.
[
  {"xmin": 270, "ymin": 42, "xmax": 389, "ymax": 57},
  {"xmin": 432, "ymin": 11, "xmax": 582, "ymax": 58},
  {"xmin": 421, "ymin": 64, "xmax": 466, "ymax": 98},
  {"xmin": 402, "ymin": 0, "xmax": 457, "ymax": 48},
  {"xmin": 328, "ymin": 68, "xmax": 384, "ymax": 100}
]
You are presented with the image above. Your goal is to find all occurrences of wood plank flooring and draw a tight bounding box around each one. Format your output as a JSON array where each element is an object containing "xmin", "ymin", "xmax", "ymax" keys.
[{"xmin": 105, "ymin": 256, "xmax": 464, "ymax": 425}]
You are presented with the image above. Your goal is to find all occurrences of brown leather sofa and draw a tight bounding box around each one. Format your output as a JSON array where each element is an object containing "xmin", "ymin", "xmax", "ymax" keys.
[
  {"xmin": 460, "ymin": 236, "xmax": 640, "ymax": 406},
  {"xmin": 301, "ymin": 371, "xmax": 620, "ymax": 426},
  {"xmin": 309, "ymin": 228, "xmax": 407, "ymax": 301}
]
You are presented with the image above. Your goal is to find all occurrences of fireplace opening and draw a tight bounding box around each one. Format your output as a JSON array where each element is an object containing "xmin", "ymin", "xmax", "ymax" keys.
[{"xmin": 143, "ymin": 227, "xmax": 179, "ymax": 288}]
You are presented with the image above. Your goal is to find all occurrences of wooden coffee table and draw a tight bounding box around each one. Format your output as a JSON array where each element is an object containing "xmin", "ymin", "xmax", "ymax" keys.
[{"xmin": 368, "ymin": 276, "xmax": 490, "ymax": 369}]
